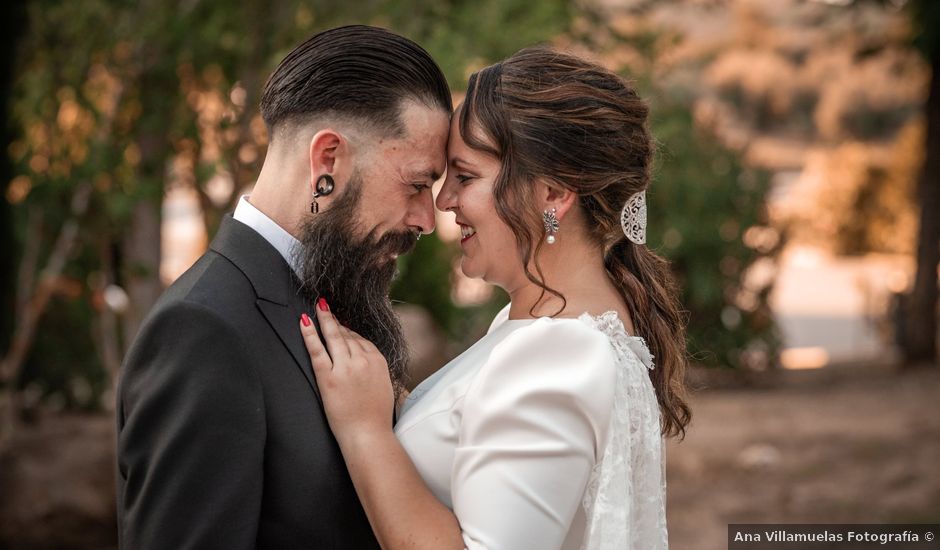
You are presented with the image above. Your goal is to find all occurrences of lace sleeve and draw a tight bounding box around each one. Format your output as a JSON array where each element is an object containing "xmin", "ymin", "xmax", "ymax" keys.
[{"xmin": 578, "ymin": 312, "xmax": 668, "ymax": 550}]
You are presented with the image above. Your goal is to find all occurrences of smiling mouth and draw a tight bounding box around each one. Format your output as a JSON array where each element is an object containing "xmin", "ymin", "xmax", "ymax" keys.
[{"xmin": 459, "ymin": 224, "xmax": 477, "ymax": 244}]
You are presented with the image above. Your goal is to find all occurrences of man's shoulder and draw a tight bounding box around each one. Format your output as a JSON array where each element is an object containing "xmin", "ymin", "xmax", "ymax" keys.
[
  {"xmin": 158, "ymin": 249, "xmax": 256, "ymax": 313},
  {"xmin": 121, "ymin": 250, "xmax": 261, "ymax": 383},
  {"xmin": 128, "ymin": 250, "xmax": 263, "ymax": 352}
]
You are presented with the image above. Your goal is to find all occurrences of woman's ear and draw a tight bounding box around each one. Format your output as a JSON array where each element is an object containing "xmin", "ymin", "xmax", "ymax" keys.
[{"xmin": 536, "ymin": 178, "xmax": 577, "ymax": 221}]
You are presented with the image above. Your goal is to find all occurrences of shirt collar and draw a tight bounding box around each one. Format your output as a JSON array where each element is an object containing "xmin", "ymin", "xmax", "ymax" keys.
[{"xmin": 232, "ymin": 195, "xmax": 303, "ymax": 277}]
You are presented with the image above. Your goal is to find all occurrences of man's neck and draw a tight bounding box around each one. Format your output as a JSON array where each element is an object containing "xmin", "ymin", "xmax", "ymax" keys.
[
  {"xmin": 250, "ymin": 163, "xmax": 305, "ymax": 239},
  {"xmin": 232, "ymin": 195, "xmax": 303, "ymax": 277}
]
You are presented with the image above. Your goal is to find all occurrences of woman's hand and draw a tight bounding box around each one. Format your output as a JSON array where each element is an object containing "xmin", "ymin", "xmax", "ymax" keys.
[
  {"xmin": 300, "ymin": 300, "xmax": 464, "ymax": 550},
  {"xmin": 299, "ymin": 298, "xmax": 394, "ymax": 444}
]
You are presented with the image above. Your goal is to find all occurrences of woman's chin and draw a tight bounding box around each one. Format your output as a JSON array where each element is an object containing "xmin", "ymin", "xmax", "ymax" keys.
[{"xmin": 459, "ymin": 258, "xmax": 483, "ymax": 281}]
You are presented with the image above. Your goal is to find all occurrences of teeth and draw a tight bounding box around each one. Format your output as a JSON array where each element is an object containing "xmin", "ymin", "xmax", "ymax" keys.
[{"xmin": 460, "ymin": 225, "xmax": 476, "ymax": 239}]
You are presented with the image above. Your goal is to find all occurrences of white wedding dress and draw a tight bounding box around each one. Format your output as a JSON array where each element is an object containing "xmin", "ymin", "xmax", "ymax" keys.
[{"xmin": 395, "ymin": 305, "xmax": 668, "ymax": 549}]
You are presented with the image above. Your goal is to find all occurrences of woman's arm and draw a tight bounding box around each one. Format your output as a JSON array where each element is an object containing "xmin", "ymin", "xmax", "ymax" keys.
[
  {"xmin": 337, "ymin": 428, "xmax": 463, "ymax": 550},
  {"xmin": 299, "ymin": 301, "xmax": 464, "ymax": 550}
]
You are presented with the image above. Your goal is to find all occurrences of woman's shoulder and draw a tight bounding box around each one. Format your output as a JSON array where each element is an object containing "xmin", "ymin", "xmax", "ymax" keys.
[
  {"xmin": 462, "ymin": 313, "xmax": 621, "ymax": 448},
  {"xmin": 487, "ymin": 306, "xmax": 636, "ymax": 358},
  {"xmin": 485, "ymin": 303, "xmax": 512, "ymax": 334},
  {"xmin": 476, "ymin": 313, "xmax": 620, "ymax": 397},
  {"xmin": 503, "ymin": 314, "xmax": 615, "ymax": 346}
]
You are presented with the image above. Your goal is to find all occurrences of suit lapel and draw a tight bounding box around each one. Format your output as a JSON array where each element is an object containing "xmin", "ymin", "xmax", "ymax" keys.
[
  {"xmin": 210, "ymin": 215, "xmax": 322, "ymax": 406},
  {"xmin": 256, "ymin": 299, "xmax": 322, "ymax": 404}
]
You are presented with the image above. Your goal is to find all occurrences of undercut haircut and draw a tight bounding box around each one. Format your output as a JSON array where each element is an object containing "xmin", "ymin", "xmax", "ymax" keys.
[{"xmin": 260, "ymin": 25, "xmax": 452, "ymax": 141}]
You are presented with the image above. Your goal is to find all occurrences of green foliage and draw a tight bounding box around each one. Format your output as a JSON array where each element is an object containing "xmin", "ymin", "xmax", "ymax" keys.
[
  {"xmin": 4, "ymin": 0, "xmax": 575, "ymax": 407},
  {"xmin": 386, "ymin": 0, "xmax": 573, "ymax": 343},
  {"xmin": 19, "ymin": 295, "xmax": 109, "ymax": 411},
  {"xmin": 911, "ymin": 0, "xmax": 940, "ymax": 61},
  {"xmin": 842, "ymin": 103, "xmax": 919, "ymax": 141},
  {"xmin": 6, "ymin": 0, "xmax": 784, "ymax": 417},
  {"xmin": 391, "ymin": 233, "xmax": 512, "ymax": 345},
  {"xmin": 0, "ymin": 0, "xmax": 25, "ymax": 358},
  {"xmin": 372, "ymin": 0, "xmax": 572, "ymax": 87},
  {"xmin": 648, "ymin": 98, "xmax": 781, "ymax": 369},
  {"xmin": 391, "ymin": 235, "xmax": 459, "ymax": 335}
]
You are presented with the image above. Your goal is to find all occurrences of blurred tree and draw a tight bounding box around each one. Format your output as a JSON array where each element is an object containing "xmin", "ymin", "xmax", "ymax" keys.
[
  {"xmin": 791, "ymin": 132, "xmax": 920, "ymax": 257},
  {"xmin": 573, "ymin": 6, "xmax": 783, "ymax": 370},
  {"xmin": 372, "ymin": 0, "xmax": 571, "ymax": 88},
  {"xmin": 377, "ymin": 0, "xmax": 574, "ymax": 341},
  {"xmin": 905, "ymin": 0, "xmax": 940, "ymax": 365},
  {"xmin": 0, "ymin": 0, "xmax": 26, "ymax": 362},
  {"xmin": 0, "ymin": 0, "xmax": 27, "ymax": 443},
  {"xmin": 650, "ymin": 100, "xmax": 782, "ymax": 369},
  {"xmin": 1, "ymin": 0, "xmax": 574, "ymax": 422},
  {"xmin": 2, "ymin": 1, "xmax": 131, "ymax": 436},
  {"xmin": 392, "ymin": 235, "xmax": 459, "ymax": 337},
  {"xmin": 1, "ymin": 0, "xmax": 289, "ymax": 429}
]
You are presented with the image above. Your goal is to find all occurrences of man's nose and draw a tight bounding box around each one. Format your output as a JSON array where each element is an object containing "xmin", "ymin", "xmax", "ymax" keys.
[{"xmin": 409, "ymin": 191, "xmax": 436, "ymax": 235}]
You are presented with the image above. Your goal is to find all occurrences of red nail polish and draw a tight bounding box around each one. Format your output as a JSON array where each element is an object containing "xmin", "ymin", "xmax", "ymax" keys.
[
  {"xmin": 301, "ymin": 313, "xmax": 311, "ymax": 327},
  {"xmin": 317, "ymin": 297, "xmax": 329, "ymax": 312}
]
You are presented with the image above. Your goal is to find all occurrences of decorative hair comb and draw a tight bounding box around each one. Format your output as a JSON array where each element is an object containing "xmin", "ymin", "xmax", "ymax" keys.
[{"xmin": 620, "ymin": 191, "xmax": 647, "ymax": 245}]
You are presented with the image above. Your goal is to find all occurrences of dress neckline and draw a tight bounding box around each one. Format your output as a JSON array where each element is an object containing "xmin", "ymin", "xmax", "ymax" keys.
[
  {"xmin": 502, "ymin": 310, "xmax": 642, "ymax": 340},
  {"xmin": 399, "ymin": 309, "xmax": 656, "ymax": 422},
  {"xmin": 501, "ymin": 311, "xmax": 655, "ymax": 371}
]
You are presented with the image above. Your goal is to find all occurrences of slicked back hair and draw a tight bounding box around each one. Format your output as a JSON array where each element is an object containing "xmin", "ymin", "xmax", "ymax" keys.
[{"xmin": 260, "ymin": 25, "xmax": 452, "ymax": 141}]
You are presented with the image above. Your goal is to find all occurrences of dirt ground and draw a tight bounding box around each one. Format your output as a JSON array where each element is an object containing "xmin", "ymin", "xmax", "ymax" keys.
[
  {"xmin": 1, "ymin": 364, "xmax": 937, "ymax": 549},
  {"xmin": 666, "ymin": 364, "xmax": 940, "ymax": 550}
]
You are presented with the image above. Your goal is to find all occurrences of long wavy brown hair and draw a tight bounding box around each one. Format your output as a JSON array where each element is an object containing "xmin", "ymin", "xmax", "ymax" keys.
[{"xmin": 461, "ymin": 47, "xmax": 691, "ymax": 439}]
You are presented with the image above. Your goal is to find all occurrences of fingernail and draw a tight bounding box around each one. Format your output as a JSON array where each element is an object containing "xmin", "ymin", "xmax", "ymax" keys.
[
  {"xmin": 317, "ymin": 297, "xmax": 329, "ymax": 312},
  {"xmin": 301, "ymin": 313, "xmax": 311, "ymax": 327}
]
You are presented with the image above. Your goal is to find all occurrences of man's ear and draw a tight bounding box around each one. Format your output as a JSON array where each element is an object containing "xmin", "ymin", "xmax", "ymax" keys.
[
  {"xmin": 308, "ymin": 129, "xmax": 354, "ymax": 196},
  {"xmin": 536, "ymin": 178, "xmax": 577, "ymax": 221}
]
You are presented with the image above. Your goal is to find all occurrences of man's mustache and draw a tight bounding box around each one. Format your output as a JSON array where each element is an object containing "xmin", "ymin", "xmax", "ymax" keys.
[{"xmin": 370, "ymin": 229, "xmax": 419, "ymax": 258}]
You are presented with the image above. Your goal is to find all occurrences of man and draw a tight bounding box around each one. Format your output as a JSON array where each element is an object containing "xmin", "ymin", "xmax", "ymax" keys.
[{"xmin": 116, "ymin": 25, "xmax": 451, "ymax": 549}]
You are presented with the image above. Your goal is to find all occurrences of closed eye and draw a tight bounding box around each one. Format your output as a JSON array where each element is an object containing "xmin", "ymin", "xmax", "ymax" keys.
[
  {"xmin": 411, "ymin": 183, "xmax": 431, "ymax": 193},
  {"xmin": 455, "ymin": 174, "xmax": 473, "ymax": 184}
]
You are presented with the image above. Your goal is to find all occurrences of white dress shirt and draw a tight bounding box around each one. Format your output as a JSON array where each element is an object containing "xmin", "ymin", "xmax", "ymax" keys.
[{"xmin": 232, "ymin": 195, "xmax": 302, "ymax": 276}]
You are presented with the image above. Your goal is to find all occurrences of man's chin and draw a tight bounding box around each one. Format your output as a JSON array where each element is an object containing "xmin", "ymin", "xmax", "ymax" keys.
[{"xmin": 377, "ymin": 261, "xmax": 400, "ymax": 288}]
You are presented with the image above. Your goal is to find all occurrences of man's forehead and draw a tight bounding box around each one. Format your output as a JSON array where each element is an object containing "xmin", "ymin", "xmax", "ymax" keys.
[
  {"xmin": 371, "ymin": 139, "xmax": 443, "ymax": 180},
  {"xmin": 368, "ymin": 101, "xmax": 449, "ymax": 177},
  {"xmin": 398, "ymin": 98, "xmax": 450, "ymax": 131},
  {"xmin": 384, "ymin": 138, "xmax": 447, "ymax": 179}
]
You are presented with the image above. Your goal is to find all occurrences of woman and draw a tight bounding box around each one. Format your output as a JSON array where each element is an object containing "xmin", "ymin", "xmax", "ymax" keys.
[{"xmin": 299, "ymin": 47, "xmax": 691, "ymax": 549}]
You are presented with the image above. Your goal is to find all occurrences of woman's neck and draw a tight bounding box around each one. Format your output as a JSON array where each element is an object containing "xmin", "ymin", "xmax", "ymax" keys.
[{"xmin": 505, "ymin": 240, "xmax": 630, "ymax": 325}]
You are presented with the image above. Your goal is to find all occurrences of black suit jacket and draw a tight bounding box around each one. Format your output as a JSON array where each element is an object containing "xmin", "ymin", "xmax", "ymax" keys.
[{"xmin": 116, "ymin": 215, "xmax": 379, "ymax": 549}]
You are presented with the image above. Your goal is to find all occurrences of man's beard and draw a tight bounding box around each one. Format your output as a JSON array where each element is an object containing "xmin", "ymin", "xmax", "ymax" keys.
[{"xmin": 294, "ymin": 178, "xmax": 418, "ymax": 399}]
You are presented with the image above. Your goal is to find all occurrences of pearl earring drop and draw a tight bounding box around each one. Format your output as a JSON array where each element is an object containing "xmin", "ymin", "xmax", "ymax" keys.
[{"xmin": 543, "ymin": 208, "xmax": 559, "ymax": 244}]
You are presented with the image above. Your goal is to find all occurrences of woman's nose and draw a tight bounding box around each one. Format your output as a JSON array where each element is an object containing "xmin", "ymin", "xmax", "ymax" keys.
[{"xmin": 435, "ymin": 177, "xmax": 457, "ymax": 212}]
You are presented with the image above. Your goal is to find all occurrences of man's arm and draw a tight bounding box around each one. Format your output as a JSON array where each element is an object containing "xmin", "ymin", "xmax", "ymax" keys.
[{"xmin": 117, "ymin": 300, "xmax": 265, "ymax": 550}]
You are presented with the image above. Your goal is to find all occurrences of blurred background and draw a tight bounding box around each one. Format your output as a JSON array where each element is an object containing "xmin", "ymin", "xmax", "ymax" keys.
[{"xmin": 0, "ymin": 0, "xmax": 938, "ymax": 548}]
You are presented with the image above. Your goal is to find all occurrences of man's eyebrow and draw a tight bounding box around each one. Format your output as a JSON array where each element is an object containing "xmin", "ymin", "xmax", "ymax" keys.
[{"xmin": 410, "ymin": 169, "xmax": 441, "ymax": 182}]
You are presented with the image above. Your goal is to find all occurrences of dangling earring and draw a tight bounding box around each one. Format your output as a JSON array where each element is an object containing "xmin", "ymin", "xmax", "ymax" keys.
[
  {"xmin": 543, "ymin": 207, "xmax": 559, "ymax": 244},
  {"xmin": 310, "ymin": 174, "xmax": 335, "ymax": 214}
]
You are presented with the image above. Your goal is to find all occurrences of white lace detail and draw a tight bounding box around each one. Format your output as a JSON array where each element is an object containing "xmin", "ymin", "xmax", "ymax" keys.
[{"xmin": 577, "ymin": 311, "xmax": 668, "ymax": 550}]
